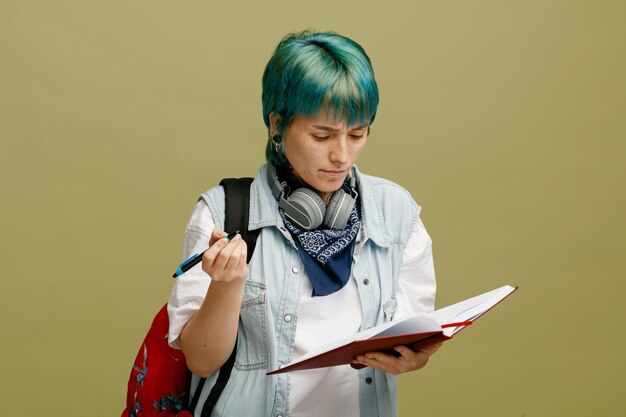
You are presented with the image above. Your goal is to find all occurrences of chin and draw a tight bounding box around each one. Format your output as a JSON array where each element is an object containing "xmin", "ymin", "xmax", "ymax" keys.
[{"xmin": 315, "ymin": 180, "xmax": 344, "ymax": 194}]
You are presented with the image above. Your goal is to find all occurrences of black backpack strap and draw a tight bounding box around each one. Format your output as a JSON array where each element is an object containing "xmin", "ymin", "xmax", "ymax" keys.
[
  {"xmin": 189, "ymin": 349, "xmax": 237, "ymax": 416},
  {"xmin": 191, "ymin": 177, "xmax": 260, "ymax": 416},
  {"xmin": 200, "ymin": 346, "xmax": 237, "ymax": 417},
  {"xmin": 188, "ymin": 376, "xmax": 205, "ymax": 412},
  {"xmin": 219, "ymin": 177, "xmax": 260, "ymax": 263}
]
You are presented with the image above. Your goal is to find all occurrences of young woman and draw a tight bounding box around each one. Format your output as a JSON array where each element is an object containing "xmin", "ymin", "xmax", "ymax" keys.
[{"xmin": 167, "ymin": 30, "xmax": 440, "ymax": 417}]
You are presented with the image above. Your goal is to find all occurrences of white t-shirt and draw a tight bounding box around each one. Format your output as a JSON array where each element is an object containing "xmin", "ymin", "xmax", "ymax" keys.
[{"xmin": 168, "ymin": 200, "xmax": 436, "ymax": 417}]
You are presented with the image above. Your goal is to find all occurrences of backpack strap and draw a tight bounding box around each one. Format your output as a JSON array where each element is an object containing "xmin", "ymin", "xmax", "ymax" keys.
[
  {"xmin": 219, "ymin": 177, "xmax": 260, "ymax": 263},
  {"xmin": 190, "ymin": 177, "xmax": 260, "ymax": 416}
]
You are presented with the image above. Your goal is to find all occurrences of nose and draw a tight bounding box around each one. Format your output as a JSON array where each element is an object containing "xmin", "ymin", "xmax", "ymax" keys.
[{"xmin": 329, "ymin": 137, "xmax": 350, "ymax": 165}]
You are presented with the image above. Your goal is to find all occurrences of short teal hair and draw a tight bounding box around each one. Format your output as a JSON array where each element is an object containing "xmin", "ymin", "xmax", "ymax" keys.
[{"xmin": 262, "ymin": 30, "xmax": 379, "ymax": 166}]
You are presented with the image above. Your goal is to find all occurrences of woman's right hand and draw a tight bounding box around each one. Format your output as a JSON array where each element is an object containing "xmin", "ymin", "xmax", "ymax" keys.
[
  {"xmin": 181, "ymin": 229, "xmax": 249, "ymax": 377},
  {"xmin": 201, "ymin": 229, "xmax": 248, "ymax": 283}
]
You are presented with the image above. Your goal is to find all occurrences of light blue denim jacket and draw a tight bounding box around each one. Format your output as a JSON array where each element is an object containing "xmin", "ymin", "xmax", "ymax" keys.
[{"xmin": 186, "ymin": 164, "xmax": 427, "ymax": 417}]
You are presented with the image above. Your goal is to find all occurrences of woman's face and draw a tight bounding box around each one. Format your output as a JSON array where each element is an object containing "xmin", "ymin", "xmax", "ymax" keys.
[{"xmin": 274, "ymin": 113, "xmax": 369, "ymax": 194}]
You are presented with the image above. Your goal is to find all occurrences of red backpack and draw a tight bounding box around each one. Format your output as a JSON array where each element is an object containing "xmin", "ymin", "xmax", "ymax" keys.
[
  {"xmin": 121, "ymin": 178, "xmax": 259, "ymax": 417},
  {"xmin": 122, "ymin": 304, "xmax": 192, "ymax": 417}
]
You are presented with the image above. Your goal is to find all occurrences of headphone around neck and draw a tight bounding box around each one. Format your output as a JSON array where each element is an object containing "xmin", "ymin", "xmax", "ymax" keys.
[{"xmin": 267, "ymin": 163, "xmax": 358, "ymax": 231}]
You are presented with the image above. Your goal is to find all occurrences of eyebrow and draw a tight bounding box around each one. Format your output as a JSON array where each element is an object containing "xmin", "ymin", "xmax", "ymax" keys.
[{"xmin": 312, "ymin": 124, "xmax": 369, "ymax": 132}]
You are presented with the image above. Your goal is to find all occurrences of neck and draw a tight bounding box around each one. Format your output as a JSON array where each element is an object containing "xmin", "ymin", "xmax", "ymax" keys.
[{"xmin": 319, "ymin": 192, "xmax": 332, "ymax": 204}]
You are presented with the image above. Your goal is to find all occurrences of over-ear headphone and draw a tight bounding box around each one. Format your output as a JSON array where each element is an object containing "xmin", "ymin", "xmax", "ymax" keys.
[{"xmin": 267, "ymin": 163, "xmax": 358, "ymax": 231}]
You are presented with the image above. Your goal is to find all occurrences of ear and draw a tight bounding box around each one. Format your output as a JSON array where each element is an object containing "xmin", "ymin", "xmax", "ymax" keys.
[{"xmin": 269, "ymin": 112, "xmax": 281, "ymax": 135}]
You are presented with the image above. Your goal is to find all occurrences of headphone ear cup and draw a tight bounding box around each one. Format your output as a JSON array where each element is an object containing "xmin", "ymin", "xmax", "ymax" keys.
[
  {"xmin": 281, "ymin": 188, "xmax": 326, "ymax": 231},
  {"xmin": 324, "ymin": 190, "xmax": 356, "ymax": 230}
]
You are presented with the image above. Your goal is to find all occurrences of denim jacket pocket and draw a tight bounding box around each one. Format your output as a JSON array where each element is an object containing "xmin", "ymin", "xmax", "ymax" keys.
[
  {"xmin": 382, "ymin": 295, "xmax": 397, "ymax": 323},
  {"xmin": 236, "ymin": 280, "xmax": 268, "ymax": 370}
]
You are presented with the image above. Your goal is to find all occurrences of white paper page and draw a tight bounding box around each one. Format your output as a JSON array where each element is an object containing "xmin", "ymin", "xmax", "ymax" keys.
[
  {"xmin": 281, "ymin": 314, "xmax": 436, "ymax": 367},
  {"xmin": 430, "ymin": 285, "xmax": 516, "ymax": 336},
  {"xmin": 373, "ymin": 314, "xmax": 440, "ymax": 338}
]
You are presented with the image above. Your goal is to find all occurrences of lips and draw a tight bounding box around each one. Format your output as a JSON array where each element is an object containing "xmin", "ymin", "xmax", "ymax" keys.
[{"xmin": 321, "ymin": 169, "xmax": 347, "ymax": 179}]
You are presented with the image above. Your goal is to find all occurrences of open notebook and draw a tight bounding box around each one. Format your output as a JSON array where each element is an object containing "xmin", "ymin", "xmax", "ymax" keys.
[{"xmin": 267, "ymin": 285, "xmax": 517, "ymax": 375}]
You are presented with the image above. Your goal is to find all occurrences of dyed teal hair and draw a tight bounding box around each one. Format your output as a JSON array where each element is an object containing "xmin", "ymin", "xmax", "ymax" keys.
[{"xmin": 262, "ymin": 30, "xmax": 379, "ymax": 166}]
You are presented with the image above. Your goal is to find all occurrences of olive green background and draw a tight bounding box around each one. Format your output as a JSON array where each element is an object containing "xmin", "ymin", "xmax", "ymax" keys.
[{"xmin": 1, "ymin": 1, "xmax": 624, "ymax": 416}]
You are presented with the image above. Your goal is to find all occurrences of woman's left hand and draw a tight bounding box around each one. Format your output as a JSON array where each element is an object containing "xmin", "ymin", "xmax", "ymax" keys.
[{"xmin": 352, "ymin": 342, "xmax": 443, "ymax": 375}]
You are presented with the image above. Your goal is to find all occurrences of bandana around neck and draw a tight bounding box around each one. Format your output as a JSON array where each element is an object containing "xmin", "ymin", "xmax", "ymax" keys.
[{"xmin": 276, "ymin": 166, "xmax": 361, "ymax": 296}]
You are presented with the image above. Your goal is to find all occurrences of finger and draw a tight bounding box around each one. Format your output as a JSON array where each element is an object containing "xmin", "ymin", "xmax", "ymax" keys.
[
  {"xmin": 212, "ymin": 234, "xmax": 242, "ymax": 271},
  {"xmin": 234, "ymin": 239, "xmax": 248, "ymax": 271},
  {"xmin": 209, "ymin": 229, "xmax": 228, "ymax": 246},
  {"xmin": 393, "ymin": 345, "xmax": 430, "ymax": 371},
  {"xmin": 352, "ymin": 352, "xmax": 398, "ymax": 372},
  {"xmin": 224, "ymin": 238, "xmax": 246, "ymax": 270},
  {"xmin": 203, "ymin": 234, "xmax": 237, "ymax": 270},
  {"xmin": 417, "ymin": 341, "xmax": 443, "ymax": 356},
  {"xmin": 353, "ymin": 354, "xmax": 399, "ymax": 374},
  {"xmin": 393, "ymin": 345, "xmax": 415, "ymax": 359},
  {"xmin": 362, "ymin": 351, "xmax": 397, "ymax": 367}
]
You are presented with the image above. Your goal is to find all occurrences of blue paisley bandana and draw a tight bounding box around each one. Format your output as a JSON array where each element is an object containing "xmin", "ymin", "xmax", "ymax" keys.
[{"xmin": 276, "ymin": 166, "xmax": 361, "ymax": 296}]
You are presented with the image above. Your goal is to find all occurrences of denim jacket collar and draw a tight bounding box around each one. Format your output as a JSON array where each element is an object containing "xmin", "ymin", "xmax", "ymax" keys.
[{"xmin": 248, "ymin": 164, "xmax": 391, "ymax": 248}]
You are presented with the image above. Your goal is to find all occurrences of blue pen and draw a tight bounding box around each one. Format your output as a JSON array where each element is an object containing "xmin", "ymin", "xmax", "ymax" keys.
[{"xmin": 172, "ymin": 230, "xmax": 240, "ymax": 278}]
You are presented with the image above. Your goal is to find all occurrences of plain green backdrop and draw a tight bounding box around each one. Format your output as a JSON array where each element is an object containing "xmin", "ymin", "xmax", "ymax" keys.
[{"xmin": 1, "ymin": 1, "xmax": 624, "ymax": 416}]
